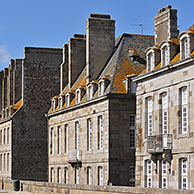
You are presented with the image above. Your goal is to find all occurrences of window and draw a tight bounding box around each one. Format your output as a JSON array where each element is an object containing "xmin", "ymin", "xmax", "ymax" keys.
[
  {"xmin": 0, "ymin": 154, "xmax": 2, "ymax": 171},
  {"xmin": 162, "ymin": 160, "xmax": 167, "ymax": 189},
  {"xmin": 98, "ymin": 166, "xmax": 103, "ymax": 185},
  {"xmin": 76, "ymin": 89, "xmax": 81, "ymax": 104},
  {"xmin": 3, "ymin": 153, "xmax": 6, "ymax": 171},
  {"xmin": 50, "ymin": 168, "xmax": 54, "ymax": 183},
  {"xmin": 64, "ymin": 167, "xmax": 68, "ymax": 184},
  {"xmin": 147, "ymin": 52, "xmax": 154, "ymax": 71},
  {"xmin": 0, "ymin": 130, "xmax": 2, "ymax": 145},
  {"xmin": 58, "ymin": 126, "xmax": 62, "ymax": 154},
  {"xmin": 162, "ymin": 46, "xmax": 169, "ymax": 66},
  {"xmin": 99, "ymin": 81, "xmax": 105, "ymax": 96},
  {"xmin": 146, "ymin": 97, "xmax": 153, "ymax": 136},
  {"xmin": 7, "ymin": 153, "xmax": 9, "ymax": 171},
  {"xmin": 180, "ymin": 87, "xmax": 188, "ymax": 134},
  {"xmin": 58, "ymin": 96, "xmax": 64, "ymax": 110},
  {"xmin": 75, "ymin": 122, "xmax": 80, "ymax": 159},
  {"xmin": 161, "ymin": 93, "xmax": 168, "ymax": 134},
  {"xmin": 7, "ymin": 128, "xmax": 9, "ymax": 144},
  {"xmin": 3, "ymin": 128, "xmax": 6, "ymax": 145},
  {"xmin": 75, "ymin": 167, "xmax": 80, "ymax": 184},
  {"xmin": 64, "ymin": 124, "xmax": 68, "ymax": 153},
  {"xmin": 129, "ymin": 115, "xmax": 136, "ymax": 148},
  {"xmin": 88, "ymin": 86, "xmax": 93, "ymax": 100},
  {"xmin": 181, "ymin": 37, "xmax": 190, "ymax": 59},
  {"xmin": 87, "ymin": 119, "xmax": 92, "ymax": 151},
  {"xmin": 65, "ymin": 94, "xmax": 70, "ymax": 107},
  {"xmin": 145, "ymin": 160, "xmax": 152, "ymax": 188},
  {"xmin": 57, "ymin": 167, "xmax": 62, "ymax": 183},
  {"xmin": 129, "ymin": 166, "xmax": 135, "ymax": 187},
  {"xmin": 180, "ymin": 158, "xmax": 188, "ymax": 190},
  {"xmin": 131, "ymin": 82, "xmax": 136, "ymax": 94},
  {"xmin": 51, "ymin": 99, "xmax": 55, "ymax": 112},
  {"xmin": 87, "ymin": 166, "xmax": 92, "ymax": 185},
  {"xmin": 51, "ymin": 128, "xmax": 54, "ymax": 155},
  {"xmin": 98, "ymin": 116, "xmax": 103, "ymax": 150}
]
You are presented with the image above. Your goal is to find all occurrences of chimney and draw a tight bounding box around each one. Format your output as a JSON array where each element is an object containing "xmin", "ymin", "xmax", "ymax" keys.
[
  {"xmin": 86, "ymin": 14, "xmax": 115, "ymax": 83},
  {"xmin": 68, "ymin": 34, "xmax": 86, "ymax": 87},
  {"xmin": 154, "ymin": 5, "xmax": 179, "ymax": 46},
  {"xmin": 60, "ymin": 44, "xmax": 68, "ymax": 92}
]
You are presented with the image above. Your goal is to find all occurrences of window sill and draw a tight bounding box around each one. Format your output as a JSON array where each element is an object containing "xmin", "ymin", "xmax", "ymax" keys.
[{"xmin": 177, "ymin": 133, "xmax": 190, "ymax": 139}]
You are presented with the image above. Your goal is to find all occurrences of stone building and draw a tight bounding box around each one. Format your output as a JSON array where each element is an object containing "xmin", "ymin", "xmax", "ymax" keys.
[
  {"xmin": 0, "ymin": 47, "xmax": 62, "ymax": 181},
  {"xmin": 133, "ymin": 5, "xmax": 194, "ymax": 190},
  {"xmin": 46, "ymin": 14, "xmax": 154, "ymax": 186}
]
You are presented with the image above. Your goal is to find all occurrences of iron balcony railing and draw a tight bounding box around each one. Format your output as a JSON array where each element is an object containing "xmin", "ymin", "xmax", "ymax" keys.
[{"xmin": 147, "ymin": 134, "xmax": 173, "ymax": 154}]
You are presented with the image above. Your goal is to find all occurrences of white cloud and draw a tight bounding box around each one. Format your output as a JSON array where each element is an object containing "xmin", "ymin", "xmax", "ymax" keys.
[{"xmin": 0, "ymin": 45, "xmax": 11, "ymax": 68}]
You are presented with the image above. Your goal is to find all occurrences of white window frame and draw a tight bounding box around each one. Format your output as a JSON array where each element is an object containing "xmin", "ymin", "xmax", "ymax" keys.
[
  {"xmin": 51, "ymin": 168, "xmax": 54, "ymax": 183},
  {"xmin": 75, "ymin": 121, "xmax": 80, "ymax": 159},
  {"xmin": 51, "ymin": 128, "xmax": 54, "ymax": 155},
  {"xmin": 75, "ymin": 167, "xmax": 80, "ymax": 184},
  {"xmin": 145, "ymin": 160, "xmax": 152, "ymax": 188},
  {"xmin": 7, "ymin": 128, "xmax": 9, "ymax": 145},
  {"xmin": 87, "ymin": 166, "xmax": 92, "ymax": 185},
  {"xmin": 7, "ymin": 153, "xmax": 9, "ymax": 171},
  {"xmin": 162, "ymin": 160, "xmax": 167, "ymax": 189},
  {"xmin": 180, "ymin": 34, "xmax": 190, "ymax": 60},
  {"xmin": 99, "ymin": 80, "xmax": 105, "ymax": 96},
  {"xmin": 180, "ymin": 87, "xmax": 188, "ymax": 134},
  {"xmin": 162, "ymin": 93, "xmax": 168, "ymax": 135},
  {"xmin": 76, "ymin": 89, "xmax": 81, "ymax": 104},
  {"xmin": 98, "ymin": 116, "xmax": 103, "ymax": 150},
  {"xmin": 98, "ymin": 166, "xmax": 103, "ymax": 185},
  {"xmin": 161, "ymin": 45, "xmax": 169, "ymax": 66},
  {"xmin": 129, "ymin": 115, "xmax": 136, "ymax": 148},
  {"xmin": 65, "ymin": 93, "xmax": 70, "ymax": 107},
  {"xmin": 146, "ymin": 51, "xmax": 154, "ymax": 71},
  {"xmin": 88, "ymin": 85, "xmax": 93, "ymax": 100},
  {"xmin": 64, "ymin": 167, "xmax": 68, "ymax": 184},
  {"xmin": 180, "ymin": 158, "xmax": 188, "ymax": 190},
  {"xmin": 146, "ymin": 97, "xmax": 153, "ymax": 136},
  {"xmin": 87, "ymin": 118, "xmax": 92, "ymax": 151},
  {"xmin": 58, "ymin": 126, "xmax": 62, "ymax": 154},
  {"xmin": 58, "ymin": 167, "xmax": 62, "ymax": 183},
  {"xmin": 65, "ymin": 124, "xmax": 68, "ymax": 153}
]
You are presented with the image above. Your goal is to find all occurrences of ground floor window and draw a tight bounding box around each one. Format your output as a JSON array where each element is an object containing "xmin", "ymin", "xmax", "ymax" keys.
[{"xmin": 145, "ymin": 160, "xmax": 152, "ymax": 188}]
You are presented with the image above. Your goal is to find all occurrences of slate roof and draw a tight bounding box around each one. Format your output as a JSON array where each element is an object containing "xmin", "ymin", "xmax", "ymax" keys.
[{"xmin": 49, "ymin": 33, "xmax": 154, "ymax": 113}]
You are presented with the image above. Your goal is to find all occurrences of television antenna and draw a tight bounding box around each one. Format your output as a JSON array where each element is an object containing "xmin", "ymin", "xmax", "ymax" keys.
[{"xmin": 129, "ymin": 24, "xmax": 143, "ymax": 35}]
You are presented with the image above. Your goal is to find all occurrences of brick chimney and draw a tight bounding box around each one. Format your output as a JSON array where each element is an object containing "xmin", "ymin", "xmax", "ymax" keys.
[
  {"xmin": 86, "ymin": 14, "xmax": 115, "ymax": 83},
  {"xmin": 154, "ymin": 5, "xmax": 179, "ymax": 46}
]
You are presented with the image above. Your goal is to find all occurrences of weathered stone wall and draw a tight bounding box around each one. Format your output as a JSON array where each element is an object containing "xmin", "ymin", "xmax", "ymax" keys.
[
  {"xmin": 48, "ymin": 98, "xmax": 110, "ymax": 185},
  {"xmin": 135, "ymin": 58, "xmax": 194, "ymax": 189},
  {"xmin": 1, "ymin": 179, "xmax": 194, "ymax": 194},
  {"xmin": 109, "ymin": 94, "xmax": 136, "ymax": 186},
  {"xmin": 12, "ymin": 47, "xmax": 63, "ymax": 181}
]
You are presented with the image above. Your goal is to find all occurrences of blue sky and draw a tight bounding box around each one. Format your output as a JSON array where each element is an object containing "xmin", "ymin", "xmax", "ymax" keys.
[{"xmin": 0, "ymin": 0, "xmax": 193, "ymax": 69}]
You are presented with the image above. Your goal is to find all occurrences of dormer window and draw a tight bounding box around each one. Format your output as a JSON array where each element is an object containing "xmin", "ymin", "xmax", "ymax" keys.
[
  {"xmin": 147, "ymin": 52, "xmax": 154, "ymax": 71},
  {"xmin": 99, "ymin": 81, "xmax": 105, "ymax": 96},
  {"xmin": 58, "ymin": 95, "xmax": 64, "ymax": 110},
  {"xmin": 51, "ymin": 98, "xmax": 57, "ymax": 112},
  {"xmin": 88, "ymin": 86, "xmax": 93, "ymax": 100},
  {"xmin": 76, "ymin": 89, "xmax": 81, "ymax": 104},
  {"xmin": 161, "ymin": 45, "xmax": 169, "ymax": 66},
  {"xmin": 124, "ymin": 75, "xmax": 136, "ymax": 94},
  {"xmin": 65, "ymin": 93, "xmax": 70, "ymax": 107},
  {"xmin": 180, "ymin": 35, "xmax": 190, "ymax": 60}
]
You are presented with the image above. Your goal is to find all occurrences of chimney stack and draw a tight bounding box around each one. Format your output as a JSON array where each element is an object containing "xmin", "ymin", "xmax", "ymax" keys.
[
  {"xmin": 154, "ymin": 5, "xmax": 179, "ymax": 46},
  {"xmin": 86, "ymin": 14, "xmax": 115, "ymax": 83}
]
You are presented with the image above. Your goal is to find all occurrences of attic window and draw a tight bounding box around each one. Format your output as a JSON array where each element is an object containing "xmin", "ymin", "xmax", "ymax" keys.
[
  {"xmin": 65, "ymin": 93, "xmax": 70, "ymax": 107},
  {"xmin": 99, "ymin": 80, "xmax": 105, "ymax": 96},
  {"xmin": 51, "ymin": 99, "xmax": 56, "ymax": 112},
  {"xmin": 181, "ymin": 37, "xmax": 190, "ymax": 60},
  {"xmin": 88, "ymin": 86, "xmax": 93, "ymax": 100},
  {"xmin": 58, "ymin": 95, "xmax": 64, "ymax": 110},
  {"xmin": 161, "ymin": 45, "xmax": 169, "ymax": 66},
  {"xmin": 76, "ymin": 89, "xmax": 81, "ymax": 104},
  {"xmin": 147, "ymin": 52, "xmax": 154, "ymax": 71}
]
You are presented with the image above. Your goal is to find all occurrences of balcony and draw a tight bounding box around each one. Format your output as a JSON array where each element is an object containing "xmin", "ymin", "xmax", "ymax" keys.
[
  {"xmin": 68, "ymin": 150, "xmax": 81, "ymax": 164},
  {"xmin": 147, "ymin": 134, "xmax": 173, "ymax": 154}
]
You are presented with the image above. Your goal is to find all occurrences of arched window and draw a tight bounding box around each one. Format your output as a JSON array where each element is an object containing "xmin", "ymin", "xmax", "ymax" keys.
[
  {"xmin": 179, "ymin": 158, "xmax": 188, "ymax": 190},
  {"xmin": 98, "ymin": 166, "xmax": 103, "ymax": 185},
  {"xmin": 57, "ymin": 167, "xmax": 61, "ymax": 183},
  {"xmin": 87, "ymin": 166, "xmax": 92, "ymax": 185},
  {"xmin": 64, "ymin": 167, "xmax": 68, "ymax": 184}
]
